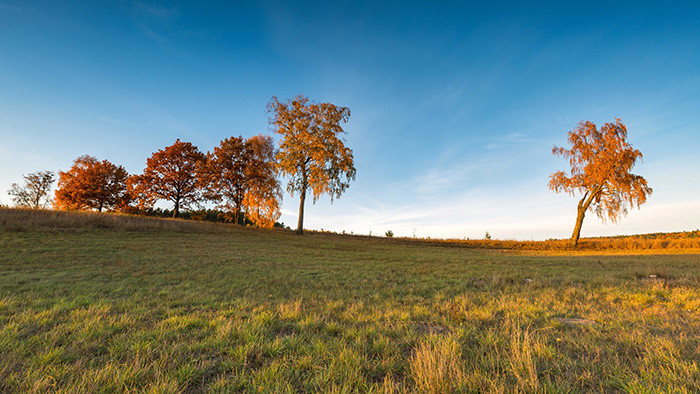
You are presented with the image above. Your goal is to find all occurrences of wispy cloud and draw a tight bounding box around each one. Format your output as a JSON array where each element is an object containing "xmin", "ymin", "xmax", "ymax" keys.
[
  {"xmin": 131, "ymin": 1, "xmax": 177, "ymax": 20},
  {"xmin": 126, "ymin": 1, "xmax": 185, "ymax": 57}
]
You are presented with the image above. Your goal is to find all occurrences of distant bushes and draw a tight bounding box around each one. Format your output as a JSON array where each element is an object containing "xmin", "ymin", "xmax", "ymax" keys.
[{"xmin": 130, "ymin": 207, "xmax": 285, "ymax": 228}]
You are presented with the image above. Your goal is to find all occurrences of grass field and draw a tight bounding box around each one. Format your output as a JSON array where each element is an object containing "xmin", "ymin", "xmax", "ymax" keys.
[{"xmin": 1, "ymin": 209, "xmax": 699, "ymax": 392}]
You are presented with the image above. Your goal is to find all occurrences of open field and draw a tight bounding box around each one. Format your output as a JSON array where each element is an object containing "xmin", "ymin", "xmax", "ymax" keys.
[{"xmin": 1, "ymin": 209, "xmax": 699, "ymax": 392}]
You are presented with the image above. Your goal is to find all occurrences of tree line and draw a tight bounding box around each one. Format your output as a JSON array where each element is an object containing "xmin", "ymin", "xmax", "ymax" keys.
[
  {"xmin": 6, "ymin": 95, "xmax": 356, "ymax": 233},
  {"xmin": 6, "ymin": 94, "xmax": 652, "ymax": 246}
]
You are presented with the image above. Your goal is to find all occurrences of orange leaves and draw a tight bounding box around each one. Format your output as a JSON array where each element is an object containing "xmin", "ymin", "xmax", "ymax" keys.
[
  {"xmin": 54, "ymin": 156, "xmax": 129, "ymax": 212},
  {"xmin": 268, "ymin": 94, "xmax": 355, "ymax": 233},
  {"xmin": 549, "ymin": 119, "xmax": 652, "ymax": 246},
  {"xmin": 199, "ymin": 135, "xmax": 282, "ymax": 227},
  {"xmin": 268, "ymin": 95, "xmax": 355, "ymax": 202},
  {"xmin": 199, "ymin": 136, "xmax": 248, "ymax": 222},
  {"xmin": 135, "ymin": 139, "xmax": 206, "ymax": 218},
  {"xmin": 123, "ymin": 136, "xmax": 281, "ymax": 225},
  {"xmin": 243, "ymin": 135, "xmax": 282, "ymax": 228}
]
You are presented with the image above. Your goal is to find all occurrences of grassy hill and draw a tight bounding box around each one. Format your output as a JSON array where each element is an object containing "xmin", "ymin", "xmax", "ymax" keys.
[{"xmin": 1, "ymin": 208, "xmax": 699, "ymax": 392}]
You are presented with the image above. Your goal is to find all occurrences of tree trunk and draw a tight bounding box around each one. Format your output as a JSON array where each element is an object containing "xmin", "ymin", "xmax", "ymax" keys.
[
  {"xmin": 570, "ymin": 187, "xmax": 602, "ymax": 247},
  {"xmin": 173, "ymin": 198, "xmax": 179, "ymax": 218},
  {"xmin": 296, "ymin": 186, "xmax": 306, "ymax": 235},
  {"xmin": 235, "ymin": 199, "xmax": 243, "ymax": 225},
  {"xmin": 570, "ymin": 205, "xmax": 586, "ymax": 247},
  {"xmin": 98, "ymin": 200, "xmax": 104, "ymax": 212}
]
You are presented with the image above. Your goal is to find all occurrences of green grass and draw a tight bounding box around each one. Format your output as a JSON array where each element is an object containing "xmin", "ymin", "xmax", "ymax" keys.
[{"xmin": 1, "ymin": 211, "xmax": 699, "ymax": 392}]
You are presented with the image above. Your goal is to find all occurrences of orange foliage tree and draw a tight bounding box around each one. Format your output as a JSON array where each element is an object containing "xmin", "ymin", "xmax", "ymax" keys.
[
  {"xmin": 199, "ymin": 135, "xmax": 281, "ymax": 227},
  {"xmin": 267, "ymin": 95, "xmax": 356, "ymax": 234},
  {"xmin": 54, "ymin": 155, "xmax": 130, "ymax": 212},
  {"xmin": 243, "ymin": 135, "xmax": 282, "ymax": 228},
  {"xmin": 199, "ymin": 136, "xmax": 249, "ymax": 223},
  {"xmin": 134, "ymin": 139, "xmax": 205, "ymax": 218},
  {"xmin": 549, "ymin": 119, "xmax": 652, "ymax": 247}
]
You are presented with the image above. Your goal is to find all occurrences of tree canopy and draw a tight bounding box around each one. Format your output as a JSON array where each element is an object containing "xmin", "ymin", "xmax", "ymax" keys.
[
  {"xmin": 54, "ymin": 155, "xmax": 129, "ymax": 212},
  {"xmin": 7, "ymin": 171, "xmax": 55, "ymax": 209},
  {"xmin": 243, "ymin": 134, "xmax": 282, "ymax": 228},
  {"xmin": 134, "ymin": 139, "xmax": 206, "ymax": 218},
  {"xmin": 200, "ymin": 136, "xmax": 249, "ymax": 223},
  {"xmin": 549, "ymin": 119, "xmax": 652, "ymax": 246},
  {"xmin": 198, "ymin": 135, "xmax": 281, "ymax": 226},
  {"xmin": 268, "ymin": 94, "xmax": 355, "ymax": 234}
]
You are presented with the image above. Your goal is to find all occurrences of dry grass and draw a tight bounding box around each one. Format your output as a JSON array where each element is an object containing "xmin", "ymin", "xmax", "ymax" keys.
[
  {"xmin": 409, "ymin": 336, "xmax": 463, "ymax": 393},
  {"xmin": 1, "ymin": 208, "xmax": 699, "ymax": 391},
  {"xmin": 406, "ymin": 234, "xmax": 700, "ymax": 252},
  {"xmin": 4, "ymin": 207, "xmax": 697, "ymax": 253},
  {"xmin": 506, "ymin": 322, "xmax": 541, "ymax": 392},
  {"xmin": 0, "ymin": 207, "xmax": 246, "ymax": 233},
  {"xmin": 306, "ymin": 220, "xmax": 700, "ymax": 253}
]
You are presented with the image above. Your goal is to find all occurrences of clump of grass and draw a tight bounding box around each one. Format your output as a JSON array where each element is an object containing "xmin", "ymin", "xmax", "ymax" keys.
[
  {"xmin": 506, "ymin": 322, "xmax": 540, "ymax": 392},
  {"xmin": 410, "ymin": 336, "xmax": 463, "ymax": 393}
]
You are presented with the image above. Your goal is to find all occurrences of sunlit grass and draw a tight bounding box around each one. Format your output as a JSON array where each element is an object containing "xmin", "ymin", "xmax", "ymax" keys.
[{"xmin": 1, "ymin": 209, "xmax": 699, "ymax": 391}]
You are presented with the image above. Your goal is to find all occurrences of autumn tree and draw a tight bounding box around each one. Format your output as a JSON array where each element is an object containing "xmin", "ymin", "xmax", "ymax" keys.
[
  {"xmin": 199, "ymin": 135, "xmax": 282, "ymax": 226},
  {"xmin": 135, "ymin": 139, "xmax": 205, "ymax": 218},
  {"xmin": 549, "ymin": 119, "xmax": 652, "ymax": 247},
  {"xmin": 54, "ymin": 155, "xmax": 129, "ymax": 212},
  {"xmin": 199, "ymin": 136, "xmax": 249, "ymax": 224},
  {"xmin": 7, "ymin": 171, "xmax": 55, "ymax": 209},
  {"xmin": 243, "ymin": 134, "xmax": 282, "ymax": 228},
  {"xmin": 268, "ymin": 95, "xmax": 356, "ymax": 234}
]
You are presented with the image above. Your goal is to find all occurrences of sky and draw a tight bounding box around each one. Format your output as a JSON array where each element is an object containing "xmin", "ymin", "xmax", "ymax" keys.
[{"xmin": 1, "ymin": 0, "xmax": 698, "ymax": 240}]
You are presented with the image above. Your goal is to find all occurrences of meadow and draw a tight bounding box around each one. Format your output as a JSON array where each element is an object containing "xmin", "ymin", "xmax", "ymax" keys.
[{"xmin": 1, "ymin": 209, "xmax": 699, "ymax": 392}]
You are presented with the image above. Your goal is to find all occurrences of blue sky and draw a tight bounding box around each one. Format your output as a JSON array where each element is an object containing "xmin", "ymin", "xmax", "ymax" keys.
[{"xmin": 1, "ymin": 1, "xmax": 698, "ymax": 239}]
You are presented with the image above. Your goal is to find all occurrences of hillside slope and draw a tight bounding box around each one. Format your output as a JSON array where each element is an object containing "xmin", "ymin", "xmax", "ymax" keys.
[{"xmin": 1, "ymin": 208, "xmax": 699, "ymax": 391}]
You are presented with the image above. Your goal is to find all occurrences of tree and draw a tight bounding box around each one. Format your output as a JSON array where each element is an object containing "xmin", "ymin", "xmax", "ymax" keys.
[
  {"xmin": 199, "ymin": 136, "xmax": 249, "ymax": 224},
  {"xmin": 54, "ymin": 155, "xmax": 130, "ymax": 212},
  {"xmin": 136, "ymin": 139, "xmax": 205, "ymax": 218},
  {"xmin": 122, "ymin": 174, "xmax": 153, "ymax": 213},
  {"xmin": 268, "ymin": 95, "xmax": 356, "ymax": 234},
  {"xmin": 243, "ymin": 135, "xmax": 282, "ymax": 228},
  {"xmin": 7, "ymin": 171, "xmax": 55, "ymax": 209},
  {"xmin": 549, "ymin": 119, "xmax": 652, "ymax": 247},
  {"xmin": 199, "ymin": 135, "xmax": 282, "ymax": 227}
]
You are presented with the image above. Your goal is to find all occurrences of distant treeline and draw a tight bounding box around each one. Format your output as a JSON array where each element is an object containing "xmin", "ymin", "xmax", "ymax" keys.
[
  {"xmin": 6, "ymin": 136, "xmax": 282, "ymax": 228},
  {"xmin": 7, "ymin": 95, "xmax": 356, "ymax": 234}
]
